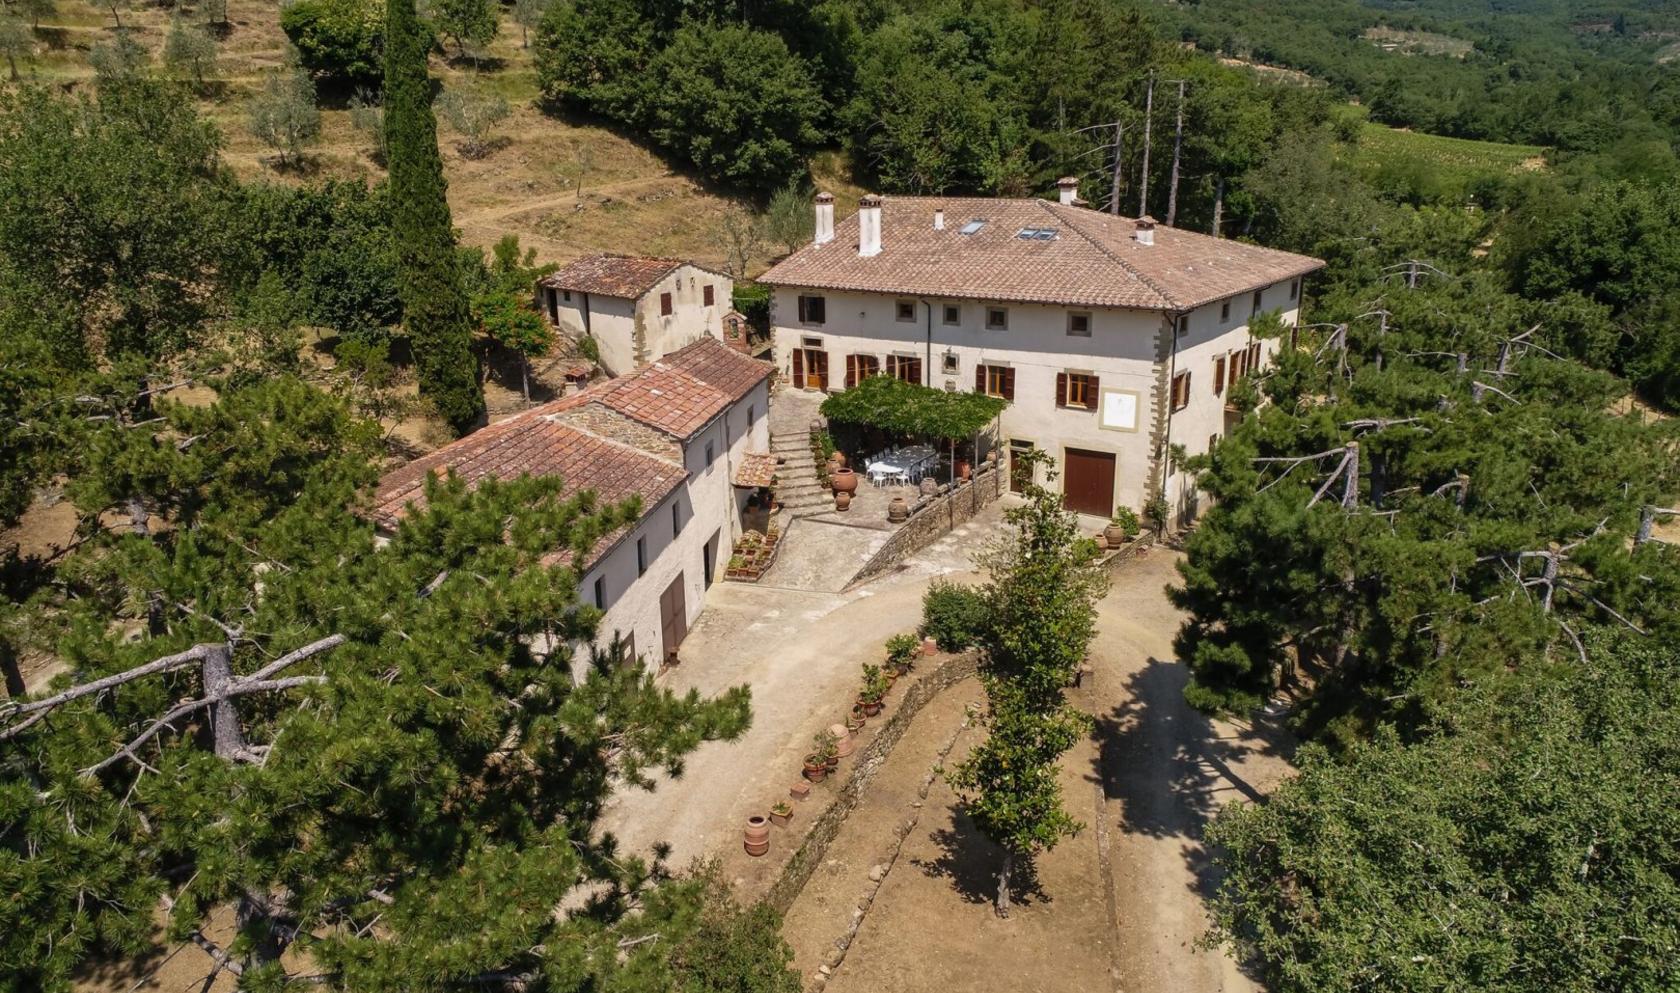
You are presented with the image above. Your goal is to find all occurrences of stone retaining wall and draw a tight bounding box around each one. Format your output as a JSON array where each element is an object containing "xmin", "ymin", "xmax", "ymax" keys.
[
  {"xmin": 765, "ymin": 648, "xmax": 982, "ymax": 916},
  {"xmin": 847, "ymin": 465, "xmax": 1005, "ymax": 587}
]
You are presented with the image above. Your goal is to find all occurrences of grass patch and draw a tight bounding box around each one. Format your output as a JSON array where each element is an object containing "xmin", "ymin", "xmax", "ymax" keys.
[{"xmin": 1345, "ymin": 122, "xmax": 1545, "ymax": 202}]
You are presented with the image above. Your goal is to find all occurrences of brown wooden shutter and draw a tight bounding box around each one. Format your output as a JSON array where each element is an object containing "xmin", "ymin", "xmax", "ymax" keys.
[
  {"xmin": 1003, "ymin": 366, "xmax": 1015, "ymax": 401},
  {"xmin": 1086, "ymin": 374, "xmax": 1100, "ymax": 409},
  {"xmin": 660, "ymin": 292, "xmax": 673, "ymax": 316},
  {"xmin": 792, "ymin": 348, "xmax": 805, "ymax": 388},
  {"xmin": 1055, "ymin": 372, "xmax": 1067, "ymax": 408},
  {"xmin": 1214, "ymin": 355, "xmax": 1226, "ymax": 395},
  {"xmin": 975, "ymin": 364, "xmax": 986, "ymax": 393},
  {"xmin": 1180, "ymin": 371, "xmax": 1188, "ymax": 406},
  {"xmin": 797, "ymin": 296, "xmax": 808, "ymax": 323},
  {"xmin": 703, "ymin": 284, "xmax": 714, "ymax": 306},
  {"xmin": 845, "ymin": 355, "xmax": 856, "ymax": 389}
]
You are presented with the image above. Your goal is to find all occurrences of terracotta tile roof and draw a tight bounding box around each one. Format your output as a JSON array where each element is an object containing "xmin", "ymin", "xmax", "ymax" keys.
[
  {"xmin": 661, "ymin": 335, "xmax": 774, "ymax": 402},
  {"xmin": 732, "ymin": 451, "xmax": 779, "ymax": 488},
  {"xmin": 758, "ymin": 197, "xmax": 1324, "ymax": 312},
  {"xmin": 372, "ymin": 407, "xmax": 684, "ymax": 537},
  {"xmin": 538, "ymin": 254, "xmax": 726, "ymax": 299}
]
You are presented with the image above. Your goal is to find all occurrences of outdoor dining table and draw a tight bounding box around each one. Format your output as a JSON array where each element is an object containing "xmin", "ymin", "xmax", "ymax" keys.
[{"xmin": 865, "ymin": 446, "xmax": 938, "ymax": 485}]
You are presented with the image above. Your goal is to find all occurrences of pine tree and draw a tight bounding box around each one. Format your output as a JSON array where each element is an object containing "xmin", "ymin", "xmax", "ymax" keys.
[{"xmin": 383, "ymin": 0, "xmax": 483, "ymax": 433}]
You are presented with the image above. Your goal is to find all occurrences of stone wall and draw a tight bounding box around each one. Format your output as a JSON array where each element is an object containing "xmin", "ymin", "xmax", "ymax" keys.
[
  {"xmin": 846, "ymin": 464, "xmax": 1005, "ymax": 587},
  {"xmin": 765, "ymin": 648, "xmax": 981, "ymax": 916}
]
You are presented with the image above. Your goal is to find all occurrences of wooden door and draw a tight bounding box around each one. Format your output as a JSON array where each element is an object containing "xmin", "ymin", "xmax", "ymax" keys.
[
  {"xmin": 804, "ymin": 349, "xmax": 828, "ymax": 390},
  {"xmin": 703, "ymin": 529, "xmax": 720, "ymax": 587},
  {"xmin": 1061, "ymin": 448, "xmax": 1116, "ymax": 517},
  {"xmin": 659, "ymin": 574, "xmax": 687, "ymax": 660}
]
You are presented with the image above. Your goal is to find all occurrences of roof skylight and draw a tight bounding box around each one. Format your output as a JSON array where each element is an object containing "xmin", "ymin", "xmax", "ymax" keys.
[
  {"xmin": 959, "ymin": 219, "xmax": 987, "ymax": 235},
  {"xmin": 1016, "ymin": 227, "xmax": 1059, "ymax": 240}
]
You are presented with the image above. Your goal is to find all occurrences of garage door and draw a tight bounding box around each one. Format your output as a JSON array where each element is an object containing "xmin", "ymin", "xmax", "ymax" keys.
[{"xmin": 1062, "ymin": 448, "xmax": 1116, "ymax": 518}]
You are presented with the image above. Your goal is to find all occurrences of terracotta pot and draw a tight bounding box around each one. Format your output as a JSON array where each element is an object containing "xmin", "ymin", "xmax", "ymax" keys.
[
  {"xmin": 957, "ymin": 459, "xmax": 972, "ymax": 480},
  {"xmin": 833, "ymin": 451, "xmax": 849, "ymax": 469},
  {"xmin": 831, "ymin": 724, "xmax": 855, "ymax": 757},
  {"xmin": 835, "ymin": 491, "xmax": 851, "ymax": 512},
  {"xmin": 823, "ymin": 750, "xmax": 839, "ymax": 772},
  {"xmin": 1104, "ymin": 525, "xmax": 1128, "ymax": 547},
  {"xmin": 790, "ymin": 780, "xmax": 812, "ymax": 800},
  {"xmin": 847, "ymin": 711, "xmax": 866, "ymax": 734},
  {"xmin": 888, "ymin": 496, "xmax": 909, "ymax": 523},
  {"xmin": 921, "ymin": 636, "xmax": 938, "ymax": 656},
  {"xmin": 770, "ymin": 807, "xmax": 792, "ymax": 828},
  {"xmin": 920, "ymin": 476, "xmax": 939, "ymax": 497},
  {"xmin": 831, "ymin": 467, "xmax": 859, "ymax": 495},
  {"xmin": 1094, "ymin": 533, "xmax": 1109, "ymax": 550},
  {"xmin": 885, "ymin": 669, "xmax": 899, "ymax": 688},
  {"xmin": 862, "ymin": 698, "xmax": 883, "ymax": 718},
  {"xmin": 744, "ymin": 815, "xmax": 770, "ymax": 857},
  {"xmin": 803, "ymin": 755, "xmax": 827, "ymax": 783},
  {"xmin": 986, "ymin": 450, "xmax": 999, "ymax": 466}
]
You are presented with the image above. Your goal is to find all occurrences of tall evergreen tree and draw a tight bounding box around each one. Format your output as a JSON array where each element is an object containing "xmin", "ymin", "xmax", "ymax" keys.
[{"xmin": 383, "ymin": 0, "xmax": 483, "ymax": 433}]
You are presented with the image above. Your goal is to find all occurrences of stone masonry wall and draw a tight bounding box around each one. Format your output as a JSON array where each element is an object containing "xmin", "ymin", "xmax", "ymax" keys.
[
  {"xmin": 765, "ymin": 647, "xmax": 982, "ymax": 916},
  {"xmin": 847, "ymin": 463, "xmax": 1005, "ymax": 587}
]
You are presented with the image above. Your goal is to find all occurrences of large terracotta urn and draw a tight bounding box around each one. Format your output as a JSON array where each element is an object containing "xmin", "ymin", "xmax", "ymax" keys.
[
  {"xmin": 743, "ymin": 815, "xmax": 770, "ymax": 857},
  {"xmin": 835, "ymin": 491, "xmax": 852, "ymax": 512},
  {"xmin": 919, "ymin": 476, "xmax": 939, "ymax": 498},
  {"xmin": 831, "ymin": 467, "xmax": 859, "ymax": 495},
  {"xmin": 888, "ymin": 496, "xmax": 909, "ymax": 523}
]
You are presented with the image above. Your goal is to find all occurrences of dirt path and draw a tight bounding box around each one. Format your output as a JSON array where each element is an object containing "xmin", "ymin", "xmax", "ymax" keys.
[
  {"xmin": 454, "ymin": 172, "xmax": 678, "ymax": 227},
  {"xmin": 1089, "ymin": 549, "xmax": 1296, "ymax": 993}
]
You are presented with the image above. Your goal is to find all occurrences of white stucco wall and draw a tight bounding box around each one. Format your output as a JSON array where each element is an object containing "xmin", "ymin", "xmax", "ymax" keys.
[
  {"xmin": 768, "ymin": 280, "xmax": 1299, "ymax": 518},
  {"xmin": 575, "ymin": 379, "xmax": 770, "ymax": 676},
  {"xmin": 632, "ymin": 265, "xmax": 733, "ymax": 367},
  {"xmin": 542, "ymin": 265, "xmax": 732, "ymax": 378}
]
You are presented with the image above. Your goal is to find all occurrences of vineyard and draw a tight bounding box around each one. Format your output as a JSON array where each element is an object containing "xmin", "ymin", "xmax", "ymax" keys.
[{"xmin": 1345, "ymin": 121, "xmax": 1546, "ymax": 200}]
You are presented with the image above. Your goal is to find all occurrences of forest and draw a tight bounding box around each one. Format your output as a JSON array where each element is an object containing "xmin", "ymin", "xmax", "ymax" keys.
[{"xmin": 2, "ymin": 0, "xmax": 1679, "ymax": 988}]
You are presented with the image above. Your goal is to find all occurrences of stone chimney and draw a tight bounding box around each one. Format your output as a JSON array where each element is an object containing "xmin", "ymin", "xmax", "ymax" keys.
[
  {"xmin": 858, "ymin": 194, "xmax": 883, "ymax": 258},
  {"xmin": 1134, "ymin": 216, "xmax": 1156, "ymax": 247},
  {"xmin": 1057, "ymin": 176, "xmax": 1079, "ymax": 206},
  {"xmin": 813, "ymin": 192, "xmax": 835, "ymax": 245},
  {"xmin": 934, "ymin": 207, "xmax": 945, "ymax": 231}
]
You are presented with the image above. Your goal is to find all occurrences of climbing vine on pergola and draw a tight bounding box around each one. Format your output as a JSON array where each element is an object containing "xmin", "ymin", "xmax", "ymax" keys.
[{"xmin": 820, "ymin": 376, "xmax": 1005, "ymax": 441}]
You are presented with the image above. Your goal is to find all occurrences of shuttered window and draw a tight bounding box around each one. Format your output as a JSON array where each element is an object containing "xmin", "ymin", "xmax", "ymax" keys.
[
  {"xmin": 845, "ymin": 354, "xmax": 879, "ymax": 389},
  {"xmin": 886, "ymin": 355, "xmax": 922, "ymax": 383},
  {"xmin": 1214, "ymin": 355, "xmax": 1226, "ymax": 395},
  {"xmin": 1056, "ymin": 372, "xmax": 1098, "ymax": 410},
  {"xmin": 703, "ymin": 284, "xmax": 715, "ymax": 306},
  {"xmin": 975, "ymin": 364, "xmax": 1015, "ymax": 401},
  {"xmin": 660, "ymin": 292, "xmax": 673, "ymax": 316},
  {"xmin": 1171, "ymin": 371, "xmax": 1191, "ymax": 411},
  {"xmin": 797, "ymin": 295, "xmax": 826, "ymax": 324}
]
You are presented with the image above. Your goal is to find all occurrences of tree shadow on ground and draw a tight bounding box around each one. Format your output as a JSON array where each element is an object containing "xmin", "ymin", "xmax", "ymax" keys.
[
  {"xmin": 912, "ymin": 805, "xmax": 1048, "ymax": 911},
  {"xmin": 1087, "ymin": 654, "xmax": 1294, "ymax": 900}
]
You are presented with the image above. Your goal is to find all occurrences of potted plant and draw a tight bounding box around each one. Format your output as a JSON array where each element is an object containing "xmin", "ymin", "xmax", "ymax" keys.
[
  {"xmin": 770, "ymin": 800, "xmax": 793, "ymax": 827},
  {"xmin": 847, "ymin": 705, "xmax": 866, "ymax": 734},
  {"xmin": 803, "ymin": 752, "xmax": 827, "ymax": 783},
  {"xmin": 1106, "ymin": 505, "xmax": 1141, "ymax": 547},
  {"xmin": 885, "ymin": 633, "xmax": 919, "ymax": 675},
  {"xmin": 859, "ymin": 664, "xmax": 890, "ymax": 716},
  {"xmin": 815, "ymin": 728, "xmax": 840, "ymax": 773}
]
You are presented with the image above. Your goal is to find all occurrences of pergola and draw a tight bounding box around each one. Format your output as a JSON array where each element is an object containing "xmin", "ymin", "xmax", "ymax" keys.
[{"xmin": 820, "ymin": 376, "xmax": 1006, "ymax": 483}]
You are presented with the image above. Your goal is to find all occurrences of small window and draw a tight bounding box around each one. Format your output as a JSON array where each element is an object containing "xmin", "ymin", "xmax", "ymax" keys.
[
  {"xmin": 1252, "ymin": 290, "xmax": 1263, "ymax": 314},
  {"xmin": 942, "ymin": 352, "xmax": 959, "ymax": 374},
  {"xmin": 943, "ymin": 304, "xmax": 961, "ymax": 326},
  {"xmin": 801, "ymin": 336, "xmax": 823, "ymax": 348},
  {"xmin": 1016, "ymin": 227, "xmax": 1058, "ymax": 240},
  {"xmin": 747, "ymin": 404, "xmax": 756, "ymax": 429},
  {"xmin": 896, "ymin": 300, "xmax": 916, "ymax": 322},
  {"xmin": 986, "ymin": 307, "xmax": 1008, "ymax": 331},
  {"xmin": 704, "ymin": 440, "xmax": 716, "ymax": 466},
  {"xmin": 636, "ymin": 536, "xmax": 647, "ymax": 576},
  {"xmin": 672, "ymin": 502, "xmax": 682, "ymax": 537},
  {"xmin": 1171, "ymin": 371, "xmax": 1191, "ymax": 411},
  {"xmin": 563, "ymin": 289, "xmax": 572, "ymax": 302},
  {"xmin": 959, "ymin": 219, "xmax": 987, "ymax": 235},
  {"xmin": 660, "ymin": 292, "xmax": 673, "ymax": 316},
  {"xmin": 1214, "ymin": 355, "xmax": 1226, "ymax": 396},
  {"xmin": 594, "ymin": 576, "xmax": 606, "ymax": 609},
  {"xmin": 1176, "ymin": 315, "xmax": 1189, "ymax": 337},
  {"xmin": 1067, "ymin": 312, "xmax": 1091, "ymax": 337},
  {"xmin": 1220, "ymin": 300, "xmax": 1230, "ymax": 322},
  {"xmin": 1290, "ymin": 279, "xmax": 1300, "ymax": 301},
  {"xmin": 798, "ymin": 295, "xmax": 826, "ymax": 325},
  {"xmin": 703, "ymin": 284, "xmax": 715, "ymax": 306}
]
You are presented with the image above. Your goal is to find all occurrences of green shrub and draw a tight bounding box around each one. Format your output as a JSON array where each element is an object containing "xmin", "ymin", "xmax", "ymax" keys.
[
  {"xmin": 281, "ymin": 0, "xmax": 385, "ymax": 87},
  {"xmin": 576, "ymin": 334, "xmax": 600, "ymax": 364},
  {"xmin": 1110, "ymin": 505, "xmax": 1140, "ymax": 537},
  {"xmin": 885, "ymin": 632, "xmax": 919, "ymax": 667},
  {"xmin": 920, "ymin": 580, "xmax": 987, "ymax": 651}
]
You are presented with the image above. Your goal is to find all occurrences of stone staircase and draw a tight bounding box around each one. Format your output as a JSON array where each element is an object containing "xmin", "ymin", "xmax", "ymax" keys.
[{"xmin": 772, "ymin": 430, "xmax": 831, "ymax": 517}]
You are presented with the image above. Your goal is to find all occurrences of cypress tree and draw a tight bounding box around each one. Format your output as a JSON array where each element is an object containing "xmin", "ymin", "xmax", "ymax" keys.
[{"xmin": 383, "ymin": 0, "xmax": 484, "ymax": 433}]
